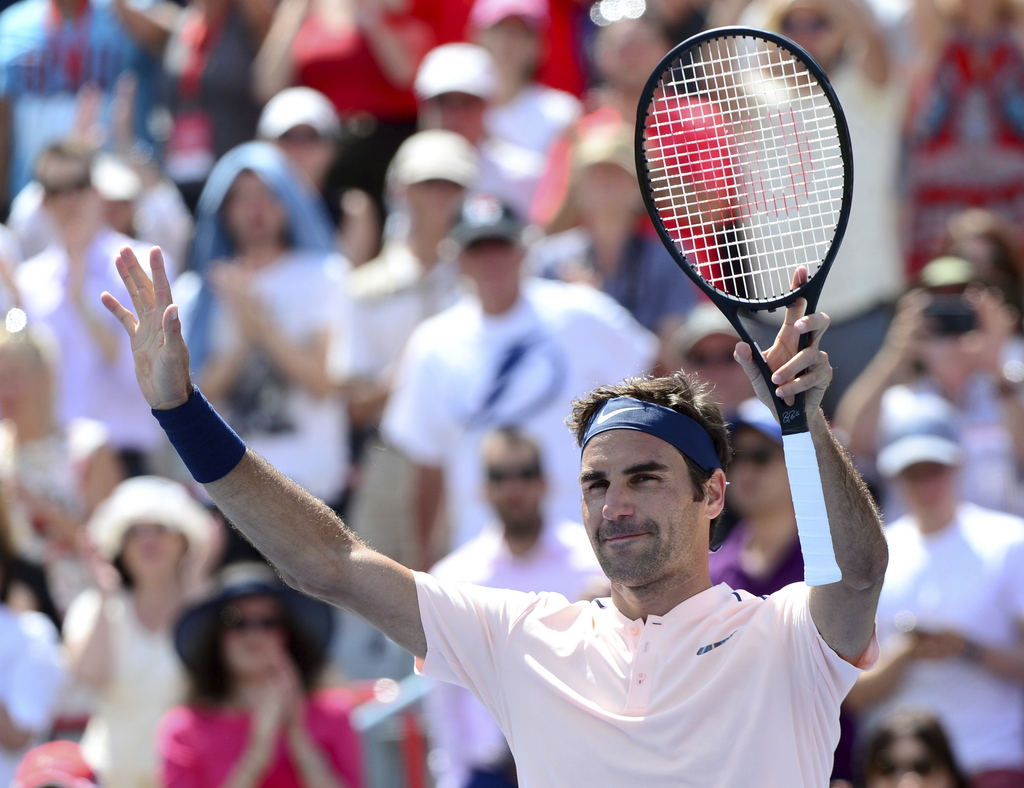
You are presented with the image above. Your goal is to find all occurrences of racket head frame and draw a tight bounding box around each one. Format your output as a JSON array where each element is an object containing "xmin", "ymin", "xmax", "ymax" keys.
[{"xmin": 634, "ymin": 26, "xmax": 854, "ymax": 433}]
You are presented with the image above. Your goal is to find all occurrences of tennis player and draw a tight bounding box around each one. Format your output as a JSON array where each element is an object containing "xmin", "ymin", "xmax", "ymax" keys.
[{"xmin": 102, "ymin": 246, "xmax": 886, "ymax": 787}]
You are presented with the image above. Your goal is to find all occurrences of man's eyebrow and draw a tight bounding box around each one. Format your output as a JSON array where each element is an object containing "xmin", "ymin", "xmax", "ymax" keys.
[
  {"xmin": 624, "ymin": 461, "xmax": 670, "ymax": 476},
  {"xmin": 580, "ymin": 461, "xmax": 670, "ymax": 484}
]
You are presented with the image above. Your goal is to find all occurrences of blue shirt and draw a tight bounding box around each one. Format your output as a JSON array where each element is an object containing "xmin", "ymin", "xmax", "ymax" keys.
[{"xmin": 0, "ymin": 0, "xmax": 157, "ymax": 195}]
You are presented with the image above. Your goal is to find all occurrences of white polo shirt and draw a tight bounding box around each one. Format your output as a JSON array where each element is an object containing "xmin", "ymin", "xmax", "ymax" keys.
[{"xmin": 415, "ymin": 573, "xmax": 876, "ymax": 787}]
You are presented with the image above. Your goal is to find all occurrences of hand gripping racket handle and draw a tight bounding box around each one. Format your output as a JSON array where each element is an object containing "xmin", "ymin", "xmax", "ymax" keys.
[{"xmin": 782, "ymin": 432, "xmax": 842, "ymax": 586}]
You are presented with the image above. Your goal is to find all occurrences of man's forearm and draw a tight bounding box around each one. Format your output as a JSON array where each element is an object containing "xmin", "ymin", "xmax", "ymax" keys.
[{"xmin": 809, "ymin": 410, "xmax": 888, "ymax": 586}]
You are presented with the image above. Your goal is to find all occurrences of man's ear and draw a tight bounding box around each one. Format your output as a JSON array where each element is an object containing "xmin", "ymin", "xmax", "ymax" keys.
[{"xmin": 703, "ymin": 468, "xmax": 727, "ymax": 521}]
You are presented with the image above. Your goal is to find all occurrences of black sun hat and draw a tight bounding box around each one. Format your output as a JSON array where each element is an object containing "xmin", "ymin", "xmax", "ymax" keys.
[{"xmin": 174, "ymin": 562, "xmax": 334, "ymax": 673}]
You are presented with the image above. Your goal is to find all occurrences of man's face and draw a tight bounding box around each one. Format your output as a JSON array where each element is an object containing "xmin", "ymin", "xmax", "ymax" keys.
[
  {"xmin": 580, "ymin": 429, "xmax": 720, "ymax": 589},
  {"xmin": 40, "ymin": 158, "xmax": 101, "ymax": 232},
  {"xmin": 422, "ymin": 92, "xmax": 488, "ymax": 145},
  {"xmin": 457, "ymin": 237, "xmax": 524, "ymax": 286},
  {"xmin": 896, "ymin": 461, "xmax": 958, "ymax": 516},
  {"xmin": 484, "ymin": 439, "xmax": 546, "ymax": 536},
  {"xmin": 682, "ymin": 333, "xmax": 750, "ymax": 410},
  {"xmin": 725, "ymin": 426, "xmax": 789, "ymax": 519}
]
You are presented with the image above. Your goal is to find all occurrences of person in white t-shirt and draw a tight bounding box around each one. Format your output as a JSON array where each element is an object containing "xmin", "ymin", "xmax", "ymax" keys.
[
  {"xmin": 426, "ymin": 427, "xmax": 603, "ymax": 788},
  {"xmin": 469, "ymin": 0, "xmax": 580, "ymax": 160},
  {"xmin": 846, "ymin": 389, "xmax": 1024, "ymax": 785},
  {"xmin": 101, "ymin": 236, "xmax": 887, "ymax": 788},
  {"xmin": 178, "ymin": 142, "xmax": 351, "ymax": 508},
  {"xmin": 382, "ymin": 195, "xmax": 657, "ymax": 567}
]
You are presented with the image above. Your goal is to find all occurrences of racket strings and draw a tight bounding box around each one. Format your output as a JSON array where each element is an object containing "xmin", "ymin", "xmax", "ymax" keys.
[{"xmin": 642, "ymin": 34, "xmax": 846, "ymax": 303}]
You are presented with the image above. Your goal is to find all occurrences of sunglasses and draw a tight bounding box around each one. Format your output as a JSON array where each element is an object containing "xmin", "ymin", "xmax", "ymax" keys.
[
  {"xmin": 222, "ymin": 615, "xmax": 285, "ymax": 633},
  {"xmin": 730, "ymin": 446, "xmax": 779, "ymax": 468},
  {"xmin": 44, "ymin": 175, "xmax": 92, "ymax": 197},
  {"xmin": 687, "ymin": 352, "xmax": 736, "ymax": 368},
  {"xmin": 875, "ymin": 755, "xmax": 936, "ymax": 777},
  {"xmin": 781, "ymin": 16, "xmax": 831, "ymax": 35},
  {"xmin": 487, "ymin": 466, "xmax": 542, "ymax": 483}
]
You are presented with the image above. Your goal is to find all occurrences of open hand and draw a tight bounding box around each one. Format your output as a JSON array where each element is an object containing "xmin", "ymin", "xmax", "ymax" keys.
[{"xmin": 100, "ymin": 247, "xmax": 193, "ymax": 410}]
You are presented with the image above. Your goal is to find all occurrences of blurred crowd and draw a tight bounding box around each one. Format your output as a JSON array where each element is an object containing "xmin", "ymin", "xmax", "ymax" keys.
[{"xmin": 2, "ymin": 0, "xmax": 1024, "ymax": 786}]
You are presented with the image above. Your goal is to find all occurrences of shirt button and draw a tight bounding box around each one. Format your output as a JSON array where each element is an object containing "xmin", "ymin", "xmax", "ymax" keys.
[
  {"xmin": 628, "ymin": 625, "xmax": 640, "ymax": 636},
  {"xmin": 637, "ymin": 673, "xmax": 646, "ymax": 683}
]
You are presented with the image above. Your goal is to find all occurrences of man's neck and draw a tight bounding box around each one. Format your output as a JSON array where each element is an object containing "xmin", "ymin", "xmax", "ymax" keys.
[
  {"xmin": 502, "ymin": 520, "xmax": 543, "ymax": 557},
  {"xmin": 478, "ymin": 281, "xmax": 521, "ymax": 315},
  {"xmin": 915, "ymin": 503, "xmax": 958, "ymax": 535},
  {"xmin": 611, "ymin": 570, "xmax": 713, "ymax": 622},
  {"xmin": 236, "ymin": 243, "xmax": 285, "ymax": 270},
  {"xmin": 406, "ymin": 223, "xmax": 444, "ymax": 272}
]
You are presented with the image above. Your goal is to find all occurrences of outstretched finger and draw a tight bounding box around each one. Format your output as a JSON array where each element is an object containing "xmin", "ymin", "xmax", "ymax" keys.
[
  {"xmin": 100, "ymin": 291, "xmax": 138, "ymax": 335},
  {"xmin": 118, "ymin": 246, "xmax": 155, "ymax": 312},
  {"xmin": 150, "ymin": 247, "xmax": 172, "ymax": 311}
]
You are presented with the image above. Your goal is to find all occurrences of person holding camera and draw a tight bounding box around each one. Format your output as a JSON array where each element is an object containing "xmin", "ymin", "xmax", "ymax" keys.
[
  {"xmin": 844, "ymin": 390, "xmax": 1024, "ymax": 788},
  {"xmin": 834, "ymin": 254, "xmax": 1024, "ymax": 518}
]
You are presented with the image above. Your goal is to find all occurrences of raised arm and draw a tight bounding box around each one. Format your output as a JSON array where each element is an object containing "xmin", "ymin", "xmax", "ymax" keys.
[
  {"xmin": 100, "ymin": 247, "xmax": 427, "ymax": 657},
  {"xmin": 734, "ymin": 276, "xmax": 887, "ymax": 662}
]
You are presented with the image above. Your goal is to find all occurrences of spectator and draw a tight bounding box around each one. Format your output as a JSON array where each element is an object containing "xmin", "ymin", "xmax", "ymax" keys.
[
  {"xmin": 708, "ymin": 397, "xmax": 859, "ymax": 782},
  {"xmin": 256, "ymin": 87, "xmax": 381, "ymax": 268},
  {"xmin": 253, "ymin": 0, "xmax": 431, "ymax": 242},
  {"xmin": 111, "ymin": 0, "xmax": 277, "ymax": 210},
  {"xmin": 846, "ymin": 389, "xmax": 1024, "ymax": 786},
  {"xmin": 902, "ymin": 0, "xmax": 1024, "ymax": 279},
  {"xmin": 158, "ymin": 563, "xmax": 362, "ymax": 788},
  {"xmin": 415, "ymin": 42, "xmax": 545, "ymax": 220},
  {"xmin": 0, "ymin": 513, "xmax": 65, "ymax": 788},
  {"xmin": 426, "ymin": 427, "xmax": 603, "ymax": 788},
  {"xmin": 382, "ymin": 194, "xmax": 656, "ymax": 567},
  {"xmin": 62, "ymin": 476, "xmax": 216, "ymax": 788},
  {"xmin": 528, "ymin": 122, "xmax": 700, "ymax": 359},
  {"xmin": 708, "ymin": 398, "xmax": 800, "ymax": 595},
  {"xmin": 335, "ymin": 129, "xmax": 478, "ymax": 565},
  {"xmin": 530, "ymin": 13, "xmax": 672, "ymax": 228},
  {"xmin": 0, "ymin": 0, "xmax": 158, "ymax": 210},
  {"xmin": 666, "ymin": 304, "xmax": 751, "ymax": 414},
  {"xmin": 740, "ymin": 0, "xmax": 905, "ymax": 417},
  {"xmin": 940, "ymin": 208, "xmax": 1024, "ymax": 320},
  {"xmin": 469, "ymin": 0, "xmax": 580, "ymax": 160},
  {"xmin": 179, "ymin": 142, "xmax": 351, "ymax": 510},
  {"xmin": 0, "ymin": 319, "xmax": 123, "ymax": 618},
  {"xmin": 835, "ymin": 254, "xmax": 1024, "ymax": 517},
  {"xmin": 13, "ymin": 741, "xmax": 99, "ymax": 788},
  {"xmin": 861, "ymin": 711, "xmax": 970, "ymax": 788},
  {"xmin": 15, "ymin": 141, "xmax": 169, "ymax": 477}
]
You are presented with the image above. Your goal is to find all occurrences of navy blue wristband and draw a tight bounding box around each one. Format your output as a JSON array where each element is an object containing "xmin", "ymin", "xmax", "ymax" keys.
[{"xmin": 152, "ymin": 386, "xmax": 247, "ymax": 483}]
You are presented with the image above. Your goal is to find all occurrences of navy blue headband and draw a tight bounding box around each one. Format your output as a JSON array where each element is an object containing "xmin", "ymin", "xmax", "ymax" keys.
[{"xmin": 582, "ymin": 397, "xmax": 722, "ymax": 472}]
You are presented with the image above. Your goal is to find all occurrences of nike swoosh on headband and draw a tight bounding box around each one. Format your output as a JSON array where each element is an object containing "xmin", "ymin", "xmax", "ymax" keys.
[{"xmin": 595, "ymin": 406, "xmax": 644, "ymax": 425}]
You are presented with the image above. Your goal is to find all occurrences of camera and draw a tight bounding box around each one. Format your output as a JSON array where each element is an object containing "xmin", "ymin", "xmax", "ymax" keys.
[{"xmin": 924, "ymin": 293, "xmax": 977, "ymax": 335}]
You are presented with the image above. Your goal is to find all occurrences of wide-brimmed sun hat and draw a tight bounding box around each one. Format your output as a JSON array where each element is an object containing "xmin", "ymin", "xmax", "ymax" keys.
[{"xmin": 173, "ymin": 562, "xmax": 334, "ymax": 673}]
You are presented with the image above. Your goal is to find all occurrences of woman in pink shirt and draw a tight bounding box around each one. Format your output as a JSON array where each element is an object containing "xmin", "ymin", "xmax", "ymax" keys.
[{"xmin": 157, "ymin": 563, "xmax": 362, "ymax": 788}]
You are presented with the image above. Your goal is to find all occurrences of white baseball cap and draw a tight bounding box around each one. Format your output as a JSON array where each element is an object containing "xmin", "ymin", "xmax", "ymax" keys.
[
  {"xmin": 257, "ymin": 87, "xmax": 341, "ymax": 140},
  {"xmin": 414, "ymin": 43, "xmax": 498, "ymax": 102},
  {"xmin": 387, "ymin": 130, "xmax": 480, "ymax": 188},
  {"xmin": 876, "ymin": 389, "xmax": 962, "ymax": 477}
]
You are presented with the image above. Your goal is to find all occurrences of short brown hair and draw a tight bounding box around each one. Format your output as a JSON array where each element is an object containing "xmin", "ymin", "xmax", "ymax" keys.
[
  {"xmin": 34, "ymin": 140, "xmax": 94, "ymax": 194},
  {"xmin": 566, "ymin": 372, "xmax": 732, "ymax": 531}
]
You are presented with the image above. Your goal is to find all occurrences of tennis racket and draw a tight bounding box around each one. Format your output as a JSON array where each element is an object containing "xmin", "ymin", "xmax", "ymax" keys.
[{"xmin": 635, "ymin": 27, "xmax": 852, "ymax": 586}]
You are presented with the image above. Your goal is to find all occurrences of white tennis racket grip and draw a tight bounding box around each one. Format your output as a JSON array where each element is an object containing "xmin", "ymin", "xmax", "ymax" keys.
[{"xmin": 782, "ymin": 432, "xmax": 842, "ymax": 586}]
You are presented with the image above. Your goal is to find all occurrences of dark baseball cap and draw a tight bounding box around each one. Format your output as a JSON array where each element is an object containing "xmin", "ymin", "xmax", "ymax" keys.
[{"xmin": 450, "ymin": 194, "xmax": 524, "ymax": 249}]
